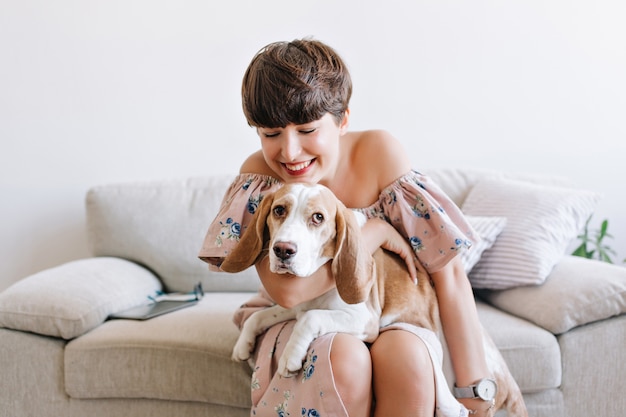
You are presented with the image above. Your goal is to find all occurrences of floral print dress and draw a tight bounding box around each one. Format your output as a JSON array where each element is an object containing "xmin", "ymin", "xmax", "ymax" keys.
[{"xmin": 199, "ymin": 170, "xmax": 476, "ymax": 417}]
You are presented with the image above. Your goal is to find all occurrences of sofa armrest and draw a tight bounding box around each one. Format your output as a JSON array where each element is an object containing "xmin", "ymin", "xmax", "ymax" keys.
[
  {"xmin": 477, "ymin": 256, "xmax": 626, "ymax": 334},
  {"xmin": 0, "ymin": 257, "xmax": 162, "ymax": 339}
]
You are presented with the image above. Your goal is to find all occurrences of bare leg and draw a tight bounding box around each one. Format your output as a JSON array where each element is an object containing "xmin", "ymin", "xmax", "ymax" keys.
[
  {"xmin": 371, "ymin": 330, "xmax": 435, "ymax": 417},
  {"xmin": 330, "ymin": 333, "xmax": 373, "ymax": 417}
]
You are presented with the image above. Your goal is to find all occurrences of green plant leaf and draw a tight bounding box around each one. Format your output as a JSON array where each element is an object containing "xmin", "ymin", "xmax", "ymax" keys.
[
  {"xmin": 571, "ymin": 216, "xmax": 618, "ymax": 264},
  {"xmin": 599, "ymin": 252, "xmax": 614, "ymax": 263},
  {"xmin": 571, "ymin": 243, "xmax": 590, "ymax": 258},
  {"xmin": 600, "ymin": 219, "xmax": 608, "ymax": 233}
]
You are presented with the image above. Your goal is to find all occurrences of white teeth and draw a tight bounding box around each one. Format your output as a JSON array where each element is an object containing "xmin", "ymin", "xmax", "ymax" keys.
[{"xmin": 285, "ymin": 160, "xmax": 311, "ymax": 171}]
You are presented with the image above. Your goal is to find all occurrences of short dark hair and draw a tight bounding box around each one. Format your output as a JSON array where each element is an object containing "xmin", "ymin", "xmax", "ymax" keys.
[{"xmin": 241, "ymin": 38, "xmax": 352, "ymax": 128}]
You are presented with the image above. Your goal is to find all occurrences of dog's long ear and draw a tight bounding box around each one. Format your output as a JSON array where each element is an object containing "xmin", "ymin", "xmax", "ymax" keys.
[
  {"xmin": 332, "ymin": 206, "xmax": 375, "ymax": 304},
  {"xmin": 219, "ymin": 194, "xmax": 274, "ymax": 273}
]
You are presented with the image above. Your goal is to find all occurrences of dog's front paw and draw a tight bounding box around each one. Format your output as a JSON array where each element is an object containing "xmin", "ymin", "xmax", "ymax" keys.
[
  {"xmin": 277, "ymin": 354, "xmax": 302, "ymax": 378},
  {"xmin": 231, "ymin": 334, "xmax": 256, "ymax": 362},
  {"xmin": 276, "ymin": 346, "xmax": 308, "ymax": 377}
]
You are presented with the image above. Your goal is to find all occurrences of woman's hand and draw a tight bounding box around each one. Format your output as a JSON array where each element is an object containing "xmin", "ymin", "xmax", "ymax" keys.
[
  {"xmin": 457, "ymin": 398, "xmax": 495, "ymax": 417},
  {"xmin": 255, "ymin": 256, "xmax": 336, "ymax": 309},
  {"xmin": 360, "ymin": 218, "xmax": 418, "ymax": 284}
]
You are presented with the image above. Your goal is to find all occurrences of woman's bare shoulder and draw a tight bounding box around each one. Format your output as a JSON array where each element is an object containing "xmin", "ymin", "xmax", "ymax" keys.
[
  {"xmin": 358, "ymin": 129, "xmax": 406, "ymax": 147},
  {"xmin": 348, "ymin": 129, "xmax": 412, "ymax": 186},
  {"xmin": 239, "ymin": 150, "xmax": 275, "ymax": 176},
  {"xmin": 349, "ymin": 129, "xmax": 407, "ymax": 155}
]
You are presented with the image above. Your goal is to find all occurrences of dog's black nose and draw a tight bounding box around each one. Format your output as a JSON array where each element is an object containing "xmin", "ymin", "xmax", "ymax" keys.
[{"xmin": 273, "ymin": 242, "xmax": 297, "ymax": 261}]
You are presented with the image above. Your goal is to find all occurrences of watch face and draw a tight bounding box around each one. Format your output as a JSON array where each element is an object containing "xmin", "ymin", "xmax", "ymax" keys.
[{"xmin": 476, "ymin": 379, "xmax": 497, "ymax": 401}]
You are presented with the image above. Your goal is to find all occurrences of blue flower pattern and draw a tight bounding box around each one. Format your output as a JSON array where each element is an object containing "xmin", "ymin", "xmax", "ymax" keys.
[
  {"xmin": 267, "ymin": 349, "xmax": 321, "ymax": 416},
  {"xmin": 214, "ymin": 171, "xmax": 472, "ymax": 271},
  {"xmin": 409, "ymin": 236, "xmax": 424, "ymax": 252},
  {"xmin": 353, "ymin": 171, "xmax": 473, "ymax": 265},
  {"xmin": 302, "ymin": 408, "xmax": 320, "ymax": 417},
  {"xmin": 215, "ymin": 217, "xmax": 241, "ymax": 247},
  {"xmin": 213, "ymin": 175, "xmax": 281, "ymax": 249},
  {"xmin": 302, "ymin": 349, "xmax": 318, "ymax": 382},
  {"xmin": 274, "ymin": 391, "xmax": 292, "ymax": 417},
  {"xmin": 247, "ymin": 193, "xmax": 263, "ymax": 215}
]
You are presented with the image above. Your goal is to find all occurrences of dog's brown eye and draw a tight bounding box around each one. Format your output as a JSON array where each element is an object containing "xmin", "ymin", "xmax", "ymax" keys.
[
  {"xmin": 273, "ymin": 205, "xmax": 286, "ymax": 218},
  {"xmin": 311, "ymin": 213, "xmax": 324, "ymax": 225}
]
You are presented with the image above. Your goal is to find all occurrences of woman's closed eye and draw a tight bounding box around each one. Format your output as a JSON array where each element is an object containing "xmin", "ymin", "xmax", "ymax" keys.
[{"xmin": 259, "ymin": 125, "xmax": 317, "ymax": 138}]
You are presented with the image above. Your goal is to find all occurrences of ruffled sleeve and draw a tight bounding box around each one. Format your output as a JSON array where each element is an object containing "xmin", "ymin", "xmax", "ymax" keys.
[
  {"xmin": 356, "ymin": 170, "xmax": 478, "ymax": 273},
  {"xmin": 198, "ymin": 173, "xmax": 283, "ymax": 271}
]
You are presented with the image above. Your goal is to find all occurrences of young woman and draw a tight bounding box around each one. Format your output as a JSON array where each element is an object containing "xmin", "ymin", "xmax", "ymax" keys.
[{"xmin": 200, "ymin": 38, "xmax": 495, "ymax": 417}]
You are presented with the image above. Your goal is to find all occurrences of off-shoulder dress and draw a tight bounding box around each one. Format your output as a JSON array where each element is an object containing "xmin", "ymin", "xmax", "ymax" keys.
[{"xmin": 199, "ymin": 170, "xmax": 476, "ymax": 417}]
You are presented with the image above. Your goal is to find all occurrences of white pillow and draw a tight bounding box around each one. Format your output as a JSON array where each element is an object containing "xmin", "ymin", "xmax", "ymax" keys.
[
  {"xmin": 0, "ymin": 257, "xmax": 162, "ymax": 339},
  {"xmin": 460, "ymin": 215, "xmax": 507, "ymax": 273},
  {"xmin": 461, "ymin": 178, "xmax": 600, "ymax": 289}
]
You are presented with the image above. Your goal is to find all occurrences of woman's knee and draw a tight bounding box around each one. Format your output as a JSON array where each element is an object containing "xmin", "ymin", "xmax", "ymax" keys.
[
  {"xmin": 370, "ymin": 330, "xmax": 435, "ymax": 414},
  {"xmin": 330, "ymin": 333, "xmax": 372, "ymax": 414},
  {"xmin": 371, "ymin": 330, "xmax": 433, "ymax": 375}
]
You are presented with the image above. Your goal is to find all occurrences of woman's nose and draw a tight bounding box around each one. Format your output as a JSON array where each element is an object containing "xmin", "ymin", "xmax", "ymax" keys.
[{"xmin": 281, "ymin": 131, "xmax": 301, "ymax": 161}]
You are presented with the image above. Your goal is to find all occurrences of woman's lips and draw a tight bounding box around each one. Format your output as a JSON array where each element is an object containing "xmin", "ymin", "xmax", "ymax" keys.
[{"xmin": 283, "ymin": 159, "xmax": 314, "ymax": 175}]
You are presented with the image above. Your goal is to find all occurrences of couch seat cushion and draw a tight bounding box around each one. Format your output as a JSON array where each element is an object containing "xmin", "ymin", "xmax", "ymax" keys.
[
  {"xmin": 65, "ymin": 292, "xmax": 254, "ymax": 408},
  {"xmin": 476, "ymin": 301, "xmax": 561, "ymax": 392},
  {"xmin": 65, "ymin": 293, "xmax": 560, "ymax": 405}
]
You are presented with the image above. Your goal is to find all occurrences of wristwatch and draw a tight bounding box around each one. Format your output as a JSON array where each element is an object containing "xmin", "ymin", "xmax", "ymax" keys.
[{"xmin": 453, "ymin": 378, "xmax": 498, "ymax": 401}]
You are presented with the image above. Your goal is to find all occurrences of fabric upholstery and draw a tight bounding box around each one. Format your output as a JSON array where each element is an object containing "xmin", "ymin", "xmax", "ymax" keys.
[
  {"xmin": 65, "ymin": 293, "xmax": 253, "ymax": 407},
  {"xmin": 0, "ymin": 257, "xmax": 162, "ymax": 339},
  {"xmin": 559, "ymin": 315, "xmax": 626, "ymax": 417},
  {"xmin": 501, "ymin": 390, "xmax": 564, "ymax": 417},
  {"xmin": 63, "ymin": 296, "xmax": 561, "ymax": 405},
  {"xmin": 0, "ymin": 328, "xmax": 69, "ymax": 416},
  {"xmin": 461, "ymin": 178, "xmax": 600, "ymax": 289},
  {"xmin": 68, "ymin": 398, "xmax": 249, "ymax": 417},
  {"xmin": 460, "ymin": 215, "xmax": 506, "ymax": 273},
  {"xmin": 479, "ymin": 256, "xmax": 626, "ymax": 334},
  {"xmin": 424, "ymin": 167, "xmax": 573, "ymax": 208},
  {"xmin": 86, "ymin": 176, "xmax": 262, "ymax": 293},
  {"xmin": 476, "ymin": 301, "xmax": 561, "ymax": 391}
]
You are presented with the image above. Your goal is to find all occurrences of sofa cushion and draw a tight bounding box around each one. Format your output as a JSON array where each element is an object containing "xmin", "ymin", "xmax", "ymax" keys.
[
  {"xmin": 460, "ymin": 215, "xmax": 506, "ymax": 273},
  {"xmin": 476, "ymin": 301, "xmax": 561, "ymax": 392},
  {"xmin": 86, "ymin": 176, "xmax": 262, "ymax": 293},
  {"xmin": 461, "ymin": 178, "xmax": 600, "ymax": 289},
  {"xmin": 65, "ymin": 292, "xmax": 560, "ymax": 405},
  {"xmin": 479, "ymin": 256, "xmax": 626, "ymax": 334},
  {"xmin": 0, "ymin": 257, "xmax": 162, "ymax": 339},
  {"xmin": 65, "ymin": 292, "xmax": 253, "ymax": 407},
  {"xmin": 425, "ymin": 167, "xmax": 573, "ymax": 208}
]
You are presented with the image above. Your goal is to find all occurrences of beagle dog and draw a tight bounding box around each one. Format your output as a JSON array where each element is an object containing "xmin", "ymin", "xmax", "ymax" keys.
[{"xmin": 220, "ymin": 183, "xmax": 527, "ymax": 416}]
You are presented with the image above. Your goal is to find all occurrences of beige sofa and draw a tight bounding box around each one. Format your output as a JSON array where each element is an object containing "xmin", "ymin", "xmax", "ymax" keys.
[{"xmin": 1, "ymin": 168, "xmax": 625, "ymax": 417}]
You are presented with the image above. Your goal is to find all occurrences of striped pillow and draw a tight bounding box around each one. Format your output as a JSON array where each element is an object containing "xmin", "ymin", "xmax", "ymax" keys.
[
  {"xmin": 461, "ymin": 178, "xmax": 600, "ymax": 289},
  {"xmin": 460, "ymin": 216, "xmax": 507, "ymax": 273}
]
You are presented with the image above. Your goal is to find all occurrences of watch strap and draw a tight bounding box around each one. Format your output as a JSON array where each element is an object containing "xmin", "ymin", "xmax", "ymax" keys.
[{"xmin": 453, "ymin": 385, "xmax": 477, "ymax": 399}]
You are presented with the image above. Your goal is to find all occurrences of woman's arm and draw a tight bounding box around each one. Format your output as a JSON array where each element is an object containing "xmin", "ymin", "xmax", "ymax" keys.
[
  {"xmin": 255, "ymin": 256, "xmax": 336, "ymax": 309},
  {"xmin": 360, "ymin": 218, "xmax": 418, "ymax": 284},
  {"xmin": 431, "ymin": 256, "xmax": 494, "ymax": 416}
]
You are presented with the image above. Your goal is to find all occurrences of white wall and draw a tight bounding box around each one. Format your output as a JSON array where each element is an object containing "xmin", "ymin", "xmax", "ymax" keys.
[{"xmin": 2, "ymin": 0, "xmax": 625, "ymax": 291}]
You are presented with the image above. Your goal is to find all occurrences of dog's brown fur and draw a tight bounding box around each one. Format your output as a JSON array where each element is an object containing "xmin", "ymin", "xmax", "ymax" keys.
[{"xmin": 221, "ymin": 183, "xmax": 527, "ymax": 416}]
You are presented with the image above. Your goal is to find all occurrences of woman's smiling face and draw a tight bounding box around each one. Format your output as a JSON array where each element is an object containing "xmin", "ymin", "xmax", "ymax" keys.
[{"xmin": 257, "ymin": 112, "xmax": 349, "ymax": 184}]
